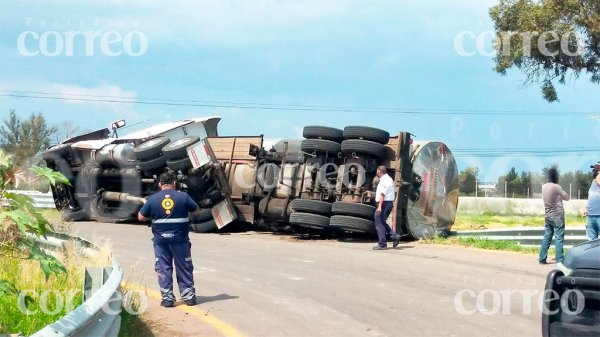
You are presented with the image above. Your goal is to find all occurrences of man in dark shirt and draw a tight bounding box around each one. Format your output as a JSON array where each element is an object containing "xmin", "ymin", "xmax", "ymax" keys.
[
  {"xmin": 539, "ymin": 168, "xmax": 570, "ymax": 264},
  {"xmin": 138, "ymin": 171, "xmax": 201, "ymax": 307}
]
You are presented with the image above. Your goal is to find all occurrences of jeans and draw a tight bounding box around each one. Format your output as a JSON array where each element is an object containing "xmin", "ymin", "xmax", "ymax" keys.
[
  {"xmin": 539, "ymin": 216, "xmax": 565, "ymax": 263},
  {"xmin": 374, "ymin": 201, "xmax": 399, "ymax": 247},
  {"xmin": 586, "ymin": 215, "xmax": 600, "ymax": 241}
]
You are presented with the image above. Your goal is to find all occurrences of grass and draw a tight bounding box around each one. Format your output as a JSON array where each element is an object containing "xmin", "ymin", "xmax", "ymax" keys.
[
  {"xmin": 426, "ymin": 236, "xmax": 556, "ymax": 256},
  {"xmin": 0, "ymin": 240, "xmax": 110, "ymax": 335},
  {"xmin": 453, "ymin": 212, "xmax": 585, "ymax": 231}
]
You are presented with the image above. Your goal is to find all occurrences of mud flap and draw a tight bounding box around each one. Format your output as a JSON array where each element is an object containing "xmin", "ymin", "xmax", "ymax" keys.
[{"xmin": 187, "ymin": 138, "xmax": 238, "ymax": 229}]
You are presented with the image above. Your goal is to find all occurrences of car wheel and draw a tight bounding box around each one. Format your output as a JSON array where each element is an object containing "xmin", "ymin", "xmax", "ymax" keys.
[
  {"xmin": 138, "ymin": 155, "xmax": 167, "ymax": 171},
  {"xmin": 166, "ymin": 157, "xmax": 193, "ymax": 172},
  {"xmin": 343, "ymin": 126, "xmax": 390, "ymax": 144},
  {"xmin": 289, "ymin": 212, "xmax": 330, "ymax": 230},
  {"xmin": 133, "ymin": 137, "xmax": 171, "ymax": 161},
  {"xmin": 300, "ymin": 139, "xmax": 341, "ymax": 155},
  {"xmin": 303, "ymin": 126, "xmax": 343, "ymax": 142},
  {"xmin": 162, "ymin": 136, "xmax": 200, "ymax": 160},
  {"xmin": 329, "ymin": 215, "xmax": 375, "ymax": 234},
  {"xmin": 290, "ymin": 199, "xmax": 332, "ymax": 216},
  {"xmin": 341, "ymin": 139, "xmax": 385, "ymax": 158}
]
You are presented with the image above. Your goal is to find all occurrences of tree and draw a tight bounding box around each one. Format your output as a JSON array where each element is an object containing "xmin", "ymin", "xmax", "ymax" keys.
[
  {"xmin": 0, "ymin": 111, "xmax": 57, "ymax": 167},
  {"xmin": 54, "ymin": 121, "xmax": 80, "ymax": 144},
  {"xmin": 489, "ymin": 0, "xmax": 600, "ymax": 102},
  {"xmin": 459, "ymin": 166, "xmax": 479, "ymax": 195}
]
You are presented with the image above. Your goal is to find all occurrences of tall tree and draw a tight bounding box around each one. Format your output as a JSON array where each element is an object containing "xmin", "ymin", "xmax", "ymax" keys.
[
  {"xmin": 0, "ymin": 111, "xmax": 57, "ymax": 167},
  {"xmin": 54, "ymin": 121, "xmax": 80, "ymax": 144},
  {"xmin": 459, "ymin": 166, "xmax": 479, "ymax": 196},
  {"xmin": 489, "ymin": 0, "xmax": 600, "ymax": 102}
]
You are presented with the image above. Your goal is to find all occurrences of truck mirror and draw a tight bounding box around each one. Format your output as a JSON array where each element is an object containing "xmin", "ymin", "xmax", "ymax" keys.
[{"xmin": 110, "ymin": 119, "xmax": 127, "ymax": 130}]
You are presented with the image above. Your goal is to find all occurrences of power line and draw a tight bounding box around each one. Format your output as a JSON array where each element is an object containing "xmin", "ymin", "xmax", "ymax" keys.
[{"xmin": 0, "ymin": 89, "xmax": 594, "ymax": 116}]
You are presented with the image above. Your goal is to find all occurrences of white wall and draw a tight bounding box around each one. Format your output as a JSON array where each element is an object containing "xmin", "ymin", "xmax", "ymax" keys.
[{"xmin": 458, "ymin": 197, "xmax": 587, "ymax": 216}]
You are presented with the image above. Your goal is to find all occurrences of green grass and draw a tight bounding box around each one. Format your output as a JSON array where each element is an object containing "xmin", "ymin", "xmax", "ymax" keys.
[
  {"xmin": 119, "ymin": 310, "xmax": 155, "ymax": 337},
  {"xmin": 0, "ymin": 239, "xmax": 110, "ymax": 335},
  {"xmin": 453, "ymin": 213, "xmax": 585, "ymax": 231},
  {"xmin": 428, "ymin": 236, "xmax": 555, "ymax": 255},
  {"xmin": 0, "ymin": 258, "xmax": 83, "ymax": 335}
]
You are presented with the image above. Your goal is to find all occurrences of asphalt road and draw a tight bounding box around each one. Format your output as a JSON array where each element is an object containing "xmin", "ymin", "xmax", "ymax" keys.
[{"xmin": 70, "ymin": 221, "xmax": 556, "ymax": 337}]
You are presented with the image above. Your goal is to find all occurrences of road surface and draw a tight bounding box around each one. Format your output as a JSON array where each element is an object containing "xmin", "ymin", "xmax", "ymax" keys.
[{"xmin": 70, "ymin": 221, "xmax": 555, "ymax": 337}]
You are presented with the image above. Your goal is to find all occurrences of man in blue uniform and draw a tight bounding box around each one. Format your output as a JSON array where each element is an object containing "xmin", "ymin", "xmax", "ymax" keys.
[{"xmin": 138, "ymin": 171, "xmax": 201, "ymax": 307}]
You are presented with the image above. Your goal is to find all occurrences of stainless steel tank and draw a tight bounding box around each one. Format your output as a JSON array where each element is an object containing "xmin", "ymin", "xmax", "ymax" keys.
[{"xmin": 406, "ymin": 141, "xmax": 459, "ymax": 239}]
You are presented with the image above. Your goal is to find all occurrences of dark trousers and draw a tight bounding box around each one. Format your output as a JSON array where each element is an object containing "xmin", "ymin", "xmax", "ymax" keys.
[
  {"xmin": 154, "ymin": 241, "xmax": 196, "ymax": 302},
  {"xmin": 375, "ymin": 201, "xmax": 398, "ymax": 247}
]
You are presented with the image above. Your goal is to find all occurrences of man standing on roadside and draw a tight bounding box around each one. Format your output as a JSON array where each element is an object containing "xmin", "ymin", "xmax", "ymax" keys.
[
  {"xmin": 539, "ymin": 167, "xmax": 570, "ymax": 264},
  {"xmin": 373, "ymin": 165, "xmax": 400, "ymax": 250},
  {"xmin": 584, "ymin": 162, "xmax": 600, "ymax": 241},
  {"xmin": 138, "ymin": 171, "xmax": 201, "ymax": 307}
]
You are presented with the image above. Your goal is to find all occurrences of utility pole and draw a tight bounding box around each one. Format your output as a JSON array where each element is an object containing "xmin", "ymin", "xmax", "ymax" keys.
[
  {"xmin": 505, "ymin": 181, "xmax": 507, "ymax": 198},
  {"xmin": 475, "ymin": 179, "xmax": 478, "ymax": 198},
  {"xmin": 569, "ymin": 183, "xmax": 572, "ymax": 199}
]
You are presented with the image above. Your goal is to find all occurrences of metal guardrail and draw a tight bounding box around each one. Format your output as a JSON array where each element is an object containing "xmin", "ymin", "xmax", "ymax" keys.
[
  {"xmin": 454, "ymin": 226, "xmax": 589, "ymax": 248},
  {"xmin": 29, "ymin": 232, "xmax": 123, "ymax": 337},
  {"xmin": 5, "ymin": 190, "xmax": 55, "ymax": 209}
]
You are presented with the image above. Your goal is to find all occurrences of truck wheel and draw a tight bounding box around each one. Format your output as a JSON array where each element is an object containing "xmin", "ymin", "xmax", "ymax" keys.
[
  {"xmin": 341, "ymin": 139, "xmax": 385, "ymax": 158},
  {"xmin": 166, "ymin": 157, "xmax": 193, "ymax": 172},
  {"xmin": 42, "ymin": 143, "xmax": 72, "ymax": 162},
  {"xmin": 191, "ymin": 220, "xmax": 217, "ymax": 233},
  {"xmin": 303, "ymin": 126, "xmax": 343, "ymax": 142},
  {"xmin": 191, "ymin": 208, "xmax": 213, "ymax": 223},
  {"xmin": 133, "ymin": 137, "xmax": 170, "ymax": 161},
  {"xmin": 138, "ymin": 155, "xmax": 167, "ymax": 171},
  {"xmin": 331, "ymin": 202, "xmax": 376, "ymax": 220},
  {"xmin": 290, "ymin": 199, "xmax": 332, "ymax": 216},
  {"xmin": 289, "ymin": 212, "xmax": 330, "ymax": 230},
  {"xmin": 60, "ymin": 209, "xmax": 88, "ymax": 222},
  {"xmin": 343, "ymin": 126, "xmax": 390, "ymax": 144},
  {"xmin": 162, "ymin": 136, "xmax": 200, "ymax": 160},
  {"xmin": 300, "ymin": 139, "xmax": 341, "ymax": 155},
  {"xmin": 329, "ymin": 215, "xmax": 375, "ymax": 234}
]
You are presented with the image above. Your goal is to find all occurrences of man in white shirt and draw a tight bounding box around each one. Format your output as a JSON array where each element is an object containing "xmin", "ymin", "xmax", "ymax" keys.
[{"xmin": 373, "ymin": 166, "xmax": 400, "ymax": 250}]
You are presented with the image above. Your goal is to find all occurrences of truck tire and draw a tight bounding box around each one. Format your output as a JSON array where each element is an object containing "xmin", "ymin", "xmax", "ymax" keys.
[
  {"xmin": 341, "ymin": 139, "xmax": 385, "ymax": 158},
  {"xmin": 162, "ymin": 136, "xmax": 200, "ymax": 160},
  {"xmin": 60, "ymin": 209, "xmax": 88, "ymax": 222},
  {"xmin": 329, "ymin": 215, "xmax": 375, "ymax": 234},
  {"xmin": 138, "ymin": 155, "xmax": 167, "ymax": 171},
  {"xmin": 303, "ymin": 126, "xmax": 343, "ymax": 142},
  {"xmin": 331, "ymin": 202, "xmax": 376, "ymax": 220},
  {"xmin": 289, "ymin": 212, "xmax": 330, "ymax": 230},
  {"xmin": 166, "ymin": 157, "xmax": 193, "ymax": 172},
  {"xmin": 42, "ymin": 143, "xmax": 72, "ymax": 162},
  {"xmin": 343, "ymin": 126, "xmax": 390, "ymax": 144},
  {"xmin": 191, "ymin": 208, "xmax": 213, "ymax": 223},
  {"xmin": 290, "ymin": 199, "xmax": 332, "ymax": 216},
  {"xmin": 133, "ymin": 137, "xmax": 170, "ymax": 161},
  {"xmin": 191, "ymin": 220, "xmax": 217, "ymax": 233},
  {"xmin": 300, "ymin": 139, "xmax": 341, "ymax": 155}
]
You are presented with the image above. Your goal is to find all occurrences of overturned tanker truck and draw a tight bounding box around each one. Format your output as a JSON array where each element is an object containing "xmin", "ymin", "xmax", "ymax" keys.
[{"xmin": 41, "ymin": 116, "xmax": 459, "ymax": 239}]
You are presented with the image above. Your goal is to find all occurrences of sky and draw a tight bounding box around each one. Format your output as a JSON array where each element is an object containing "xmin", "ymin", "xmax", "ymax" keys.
[{"xmin": 1, "ymin": 0, "xmax": 599, "ymax": 182}]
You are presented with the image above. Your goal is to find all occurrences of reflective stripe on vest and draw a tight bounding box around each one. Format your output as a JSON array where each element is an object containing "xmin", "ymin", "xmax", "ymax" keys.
[{"xmin": 152, "ymin": 217, "xmax": 190, "ymax": 224}]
